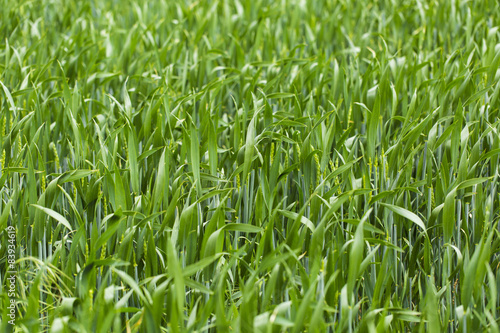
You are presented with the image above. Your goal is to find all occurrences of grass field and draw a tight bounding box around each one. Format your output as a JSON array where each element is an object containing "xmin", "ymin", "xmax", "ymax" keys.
[{"xmin": 1, "ymin": 0, "xmax": 500, "ymax": 332}]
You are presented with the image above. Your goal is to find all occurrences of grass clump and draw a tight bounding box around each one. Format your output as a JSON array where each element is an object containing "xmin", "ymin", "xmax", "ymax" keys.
[{"xmin": 1, "ymin": 0, "xmax": 500, "ymax": 332}]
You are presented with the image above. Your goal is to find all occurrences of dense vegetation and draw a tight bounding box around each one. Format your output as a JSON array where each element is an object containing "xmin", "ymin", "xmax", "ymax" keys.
[{"xmin": 1, "ymin": 0, "xmax": 500, "ymax": 332}]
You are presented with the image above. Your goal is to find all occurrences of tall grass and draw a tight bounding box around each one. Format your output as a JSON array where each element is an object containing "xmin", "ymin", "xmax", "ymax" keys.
[{"xmin": 1, "ymin": 0, "xmax": 500, "ymax": 332}]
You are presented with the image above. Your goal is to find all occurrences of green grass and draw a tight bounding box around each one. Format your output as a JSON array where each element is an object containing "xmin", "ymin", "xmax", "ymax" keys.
[{"xmin": 1, "ymin": 0, "xmax": 500, "ymax": 332}]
